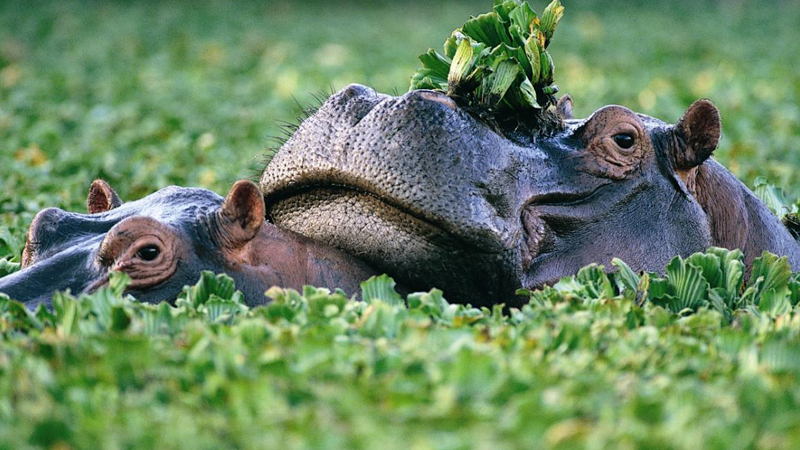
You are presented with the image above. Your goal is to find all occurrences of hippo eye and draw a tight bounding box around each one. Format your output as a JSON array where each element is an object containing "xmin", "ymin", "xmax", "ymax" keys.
[
  {"xmin": 136, "ymin": 245, "xmax": 160, "ymax": 262},
  {"xmin": 612, "ymin": 133, "xmax": 635, "ymax": 149}
]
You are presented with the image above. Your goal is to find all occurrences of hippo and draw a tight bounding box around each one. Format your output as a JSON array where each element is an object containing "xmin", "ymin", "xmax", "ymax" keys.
[
  {"xmin": 4, "ymin": 86, "xmax": 800, "ymax": 309},
  {"xmin": 260, "ymin": 84, "xmax": 800, "ymax": 307},
  {"xmin": 0, "ymin": 179, "xmax": 378, "ymax": 308}
]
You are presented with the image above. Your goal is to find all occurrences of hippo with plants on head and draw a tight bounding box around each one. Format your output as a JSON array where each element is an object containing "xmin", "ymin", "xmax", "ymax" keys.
[
  {"xmin": 3, "ymin": 86, "xmax": 800, "ymax": 309},
  {"xmin": 260, "ymin": 84, "xmax": 800, "ymax": 307},
  {"xmin": 0, "ymin": 179, "xmax": 379, "ymax": 308}
]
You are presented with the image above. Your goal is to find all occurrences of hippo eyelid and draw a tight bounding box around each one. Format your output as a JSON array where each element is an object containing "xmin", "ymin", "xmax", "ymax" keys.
[
  {"xmin": 605, "ymin": 122, "xmax": 641, "ymax": 153},
  {"xmin": 96, "ymin": 216, "xmax": 174, "ymax": 266}
]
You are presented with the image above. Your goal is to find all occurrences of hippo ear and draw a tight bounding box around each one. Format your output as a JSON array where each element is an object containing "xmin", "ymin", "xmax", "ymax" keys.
[
  {"xmin": 217, "ymin": 180, "xmax": 265, "ymax": 248},
  {"xmin": 87, "ymin": 179, "xmax": 123, "ymax": 214},
  {"xmin": 555, "ymin": 94, "xmax": 574, "ymax": 120},
  {"xmin": 672, "ymin": 99, "xmax": 721, "ymax": 170}
]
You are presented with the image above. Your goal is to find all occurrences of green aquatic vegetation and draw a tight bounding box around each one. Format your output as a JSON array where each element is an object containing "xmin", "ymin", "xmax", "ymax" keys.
[
  {"xmin": 3, "ymin": 250, "xmax": 800, "ymax": 448},
  {"xmin": 2, "ymin": 1, "xmax": 800, "ymax": 447},
  {"xmin": 410, "ymin": 0, "xmax": 564, "ymax": 129}
]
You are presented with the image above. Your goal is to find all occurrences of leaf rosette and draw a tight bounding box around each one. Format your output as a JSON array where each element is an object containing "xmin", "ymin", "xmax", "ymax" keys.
[{"xmin": 410, "ymin": 0, "xmax": 564, "ymax": 130}]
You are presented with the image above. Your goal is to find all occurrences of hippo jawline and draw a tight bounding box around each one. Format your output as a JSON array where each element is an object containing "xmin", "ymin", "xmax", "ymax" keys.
[{"xmin": 265, "ymin": 181, "xmax": 527, "ymax": 305}]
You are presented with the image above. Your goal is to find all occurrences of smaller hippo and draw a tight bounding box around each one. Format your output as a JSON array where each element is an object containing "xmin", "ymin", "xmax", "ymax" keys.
[{"xmin": 0, "ymin": 180, "xmax": 379, "ymax": 308}]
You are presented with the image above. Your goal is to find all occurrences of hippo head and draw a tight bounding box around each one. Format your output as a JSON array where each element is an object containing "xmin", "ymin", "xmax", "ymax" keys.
[
  {"xmin": 0, "ymin": 179, "xmax": 378, "ymax": 308},
  {"xmin": 261, "ymin": 84, "xmax": 732, "ymax": 306}
]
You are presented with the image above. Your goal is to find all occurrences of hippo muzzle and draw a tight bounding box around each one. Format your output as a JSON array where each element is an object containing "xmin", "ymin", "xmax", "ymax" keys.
[
  {"xmin": 262, "ymin": 85, "xmax": 569, "ymax": 305},
  {"xmin": 0, "ymin": 239, "xmax": 104, "ymax": 308}
]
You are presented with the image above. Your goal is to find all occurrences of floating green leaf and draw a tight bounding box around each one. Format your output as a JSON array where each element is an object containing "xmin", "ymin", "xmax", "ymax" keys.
[
  {"xmin": 361, "ymin": 274, "xmax": 404, "ymax": 306},
  {"xmin": 539, "ymin": 0, "xmax": 565, "ymax": 44},
  {"xmin": 0, "ymin": 258, "xmax": 20, "ymax": 278},
  {"xmin": 742, "ymin": 251, "xmax": 792, "ymax": 307},
  {"xmin": 178, "ymin": 271, "xmax": 242, "ymax": 308},
  {"xmin": 662, "ymin": 256, "xmax": 710, "ymax": 312},
  {"xmin": 576, "ymin": 263, "xmax": 615, "ymax": 300},
  {"xmin": 753, "ymin": 177, "xmax": 795, "ymax": 220},
  {"xmin": 611, "ymin": 257, "xmax": 640, "ymax": 296},
  {"xmin": 707, "ymin": 247, "xmax": 745, "ymax": 305}
]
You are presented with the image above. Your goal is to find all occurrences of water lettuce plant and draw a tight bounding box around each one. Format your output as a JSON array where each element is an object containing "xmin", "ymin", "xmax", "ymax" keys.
[
  {"xmin": 410, "ymin": 0, "xmax": 564, "ymax": 130},
  {"xmin": 754, "ymin": 177, "xmax": 800, "ymax": 239}
]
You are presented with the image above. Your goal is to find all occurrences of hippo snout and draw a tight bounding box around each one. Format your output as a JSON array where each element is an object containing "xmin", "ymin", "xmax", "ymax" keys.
[
  {"xmin": 0, "ymin": 243, "xmax": 103, "ymax": 308},
  {"xmin": 23, "ymin": 206, "xmax": 117, "ymax": 268},
  {"xmin": 22, "ymin": 207, "xmax": 67, "ymax": 267},
  {"xmin": 260, "ymin": 84, "xmax": 558, "ymax": 305}
]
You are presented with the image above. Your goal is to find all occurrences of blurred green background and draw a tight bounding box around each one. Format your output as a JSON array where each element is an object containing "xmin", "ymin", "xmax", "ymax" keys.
[{"xmin": 1, "ymin": 0, "xmax": 799, "ymax": 260}]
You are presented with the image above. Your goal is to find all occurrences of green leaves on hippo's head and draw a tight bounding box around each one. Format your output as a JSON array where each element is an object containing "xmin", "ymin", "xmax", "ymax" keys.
[{"xmin": 410, "ymin": 0, "xmax": 565, "ymax": 131}]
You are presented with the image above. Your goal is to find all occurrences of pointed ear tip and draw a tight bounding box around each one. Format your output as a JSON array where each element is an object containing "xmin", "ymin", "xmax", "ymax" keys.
[
  {"xmin": 228, "ymin": 180, "xmax": 261, "ymax": 196},
  {"xmin": 90, "ymin": 179, "xmax": 110, "ymax": 190},
  {"xmin": 87, "ymin": 179, "xmax": 123, "ymax": 213},
  {"xmin": 693, "ymin": 98, "xmax": 717, "ymax": 108},
  {"xmin": 224, "ymin": 180, "xmax": 265, "ymax": 215},
  {"xmin": 228, "ymin": 180, "xmax": 262, "ymax": 202},
  {"xmin": 688, "ymin": 98, "xmax": 721, "ymax": 120},
  {"xmin": 556, "ymin": 94, "xmax": 574, "ymax": 119},
  {"xmin": 681, "ymin": 98, "xmax": 721, "ymax": 133},
  {"xmin": 220, "ymin": 180, "xmax": 265, "ymax": 243},
  {"xmin": 88, "ymin": 179, "xmax": 121, "ymax": 199}
]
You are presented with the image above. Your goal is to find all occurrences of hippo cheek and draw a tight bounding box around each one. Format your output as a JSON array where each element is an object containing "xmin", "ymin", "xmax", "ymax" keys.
[{"xmin": 120, "ymin": 260, "xmax": 203, "ymax": 304}]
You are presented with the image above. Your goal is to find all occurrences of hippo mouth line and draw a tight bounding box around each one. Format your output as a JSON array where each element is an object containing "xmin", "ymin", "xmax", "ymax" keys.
[{"xmin": 525, "ymin": 181, "xmax": 612, "ymax": 209}]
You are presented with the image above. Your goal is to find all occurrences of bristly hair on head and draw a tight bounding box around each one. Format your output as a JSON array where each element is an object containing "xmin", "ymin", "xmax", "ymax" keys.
[{"xmin": 257, "ymin": 87, "xmax": 336, "ymax": 178}]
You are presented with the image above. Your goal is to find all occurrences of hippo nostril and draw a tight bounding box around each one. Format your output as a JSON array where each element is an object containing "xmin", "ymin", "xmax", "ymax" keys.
[
  {"xmin": 22, "ymin": 207, "xmax": 115, "ymax": 268},
  {"xmin": 22, "ymin": 207, "xmax": 68, "ymax": 267},
  {"xmin": 329, "ymin": 84, "xmax": 385, "ymax": 126},
  {"xmin": 339, "ymin": 83, "xmax": 377, "ymax": 101},
  {"xmin": 415, "ymin": 91, "xmax": 458, "ymax": 110}
]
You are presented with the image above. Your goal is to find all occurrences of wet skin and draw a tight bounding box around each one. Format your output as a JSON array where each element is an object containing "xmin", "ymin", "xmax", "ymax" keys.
[
  {"xmin": 0, "ymin": 180, "xmax": 379, "ymax": 308},
  {"xmin": 261, "ymin": 85, "xmax": 800, "ymax": 307}
]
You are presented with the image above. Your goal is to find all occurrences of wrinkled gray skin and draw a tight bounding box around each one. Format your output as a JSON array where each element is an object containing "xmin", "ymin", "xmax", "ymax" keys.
[
  {"xmin": 0, "ymin": 181, "xmax": 379, "ymax": 308},
  {"xmin": 261, "ymin": 84, "xmax": 800, "ymax": 307}
]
